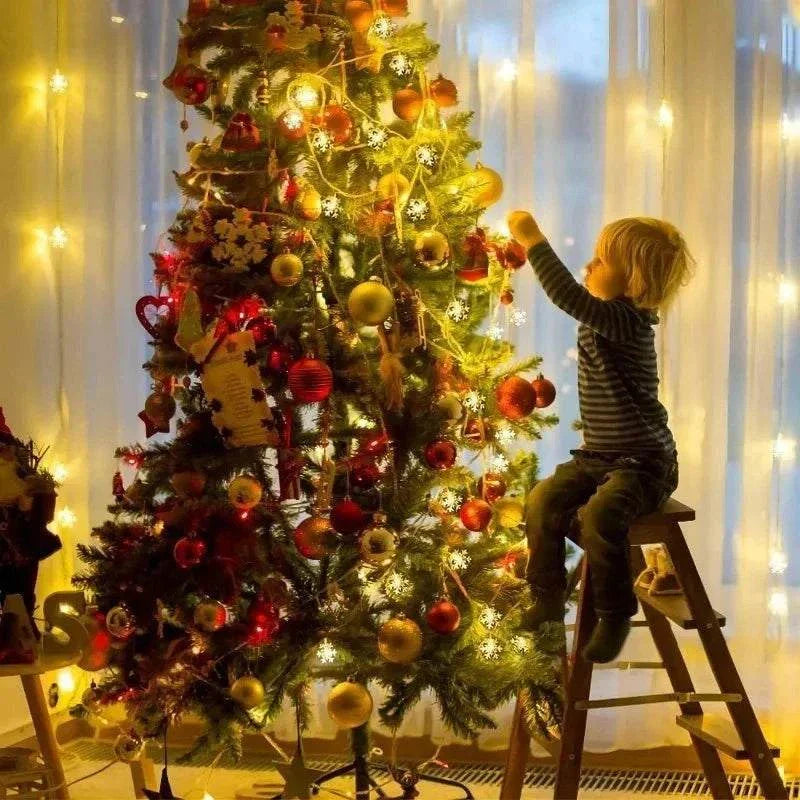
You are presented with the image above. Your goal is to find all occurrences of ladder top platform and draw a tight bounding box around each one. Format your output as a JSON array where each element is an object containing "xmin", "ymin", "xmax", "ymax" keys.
[{"xmin": 631, "ymin": 498, "xmax": 695, "ymax": 527}]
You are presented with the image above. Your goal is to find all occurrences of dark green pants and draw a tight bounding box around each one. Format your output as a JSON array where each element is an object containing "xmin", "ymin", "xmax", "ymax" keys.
[{"xmin": 525, "ymin": 450, "xmax": 678, "ymax": 617}]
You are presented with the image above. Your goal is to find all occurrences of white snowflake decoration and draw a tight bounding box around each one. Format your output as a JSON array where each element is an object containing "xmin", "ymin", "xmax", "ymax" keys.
[
  {"xmin": 487, "ymin": 323, "xmax": 504, "ymax": 341},
  {"xmin": 384, "ymin": 572, "xmax": 412, "ymax": 599},
  {"xmin": 511, "ymin": 308, "xmax": 528, "ymax": 327},
  {"xmin": 479, "ymin": 636, "xmax": 502, "ymax": 661},
  {"xmin": 311, "ymin": 129, "xmax": 333, "ymax": 153},
  {"xmin": 290, "ymin": 84, "xmax": 319, "ymax": 109},
  {"xmin": 317, "ymin": 640, "xmax": 338, "ymax": 664},
  {"xmin": 446, "ymin": 298, "xmax": 470, "ymax": 322},
  {"xmin": 211, "ymin": 209, "xmax": 270, "ymax": 271},
  {"xmin": 282, "ymin": 108, "xmax": 305, "ymax": 133},
  {"xmin": 405, "ymin": 198, "xmax": 429, "ymax": 222},
  {"xmin": 490, "ymin": 453, "xmax": 509, "ymax": 472},
  {"xmin": 463, "ymin": 390, "xmax": 485, "ymax": 413},
  {"xmin": 511, "ymin": 635, "xmax": 531, "ymax": 655},
  {"xmin": 447, "ymin": 548, "xmax": 471, "ymax": 571},
  {"xmin": 415, "ymin": 145, "xmax": 438, "ymax": 168},
  {"xmin": 370, "ymin": 15, "xmax": 396, "ymax": 38},
  {"xmin": 495, "ymin": 424, "xmax": 516, "ymax": 446},
  {"xmin": 389, "ymin": 53, "xmax": 412, "ymax": 77},
  {"xmin": 366, "ymin": 126, "xmax": 389, "ymax": 150},
  {"xmin": 769, "ymin": 549, "xmax": 789, "ymax": 576},
  {"xmin": 437, "ymin": 489, "xmax": 462, "ymax": 513},
  {"xmin": 321, "ymin": 195, "xmax": 342, "ymax": 218},
  {"xmin": 479, "ymin": 606, "xmax": 501, "ymax": 629}
]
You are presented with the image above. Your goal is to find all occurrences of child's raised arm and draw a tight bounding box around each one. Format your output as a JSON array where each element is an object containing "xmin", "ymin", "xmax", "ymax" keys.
[{"xmin": 507, "ymin": 211, "xmax": 638, "ymax": 342}]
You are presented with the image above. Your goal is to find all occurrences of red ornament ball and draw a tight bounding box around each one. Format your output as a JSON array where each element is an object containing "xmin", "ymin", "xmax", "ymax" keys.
[
  {"xmin": 267, "ymin": 343, "xmax": 293, "ymax": 374},
  {"xmin": 173, "ymin": 536, "xmax": 207, "ymax": 568},
  {"xmin": 350, "ymin": 455, "xmax": 382, "ymax": 489},
  {"xmin": 496, "ymin": 376, "xmax": 537, "ymax": 420},
  {"xmin": 459, "ymin": 498, "xmax": 492, "ymax": 532},
  {"xmin": 426, "ymin": 599, "xmax": 461, "ymax": 634},
  {"xmin": 424, "ymin": 439, "xmax": 457, "ymax": 470},
  {"xmin": 504, "ymin": 240, "xmax": 528, "ymax": 270},
  {"xmin": 287, "ymin": 357, "xmax": 333, "ymax": 403},
  {"xmin": 319, "ymin": 105, "xmax": 354, "ymax": 145},
  {"xmin": 430, "ymin": 74, "xmax": 458, "ymax": 108},
  {"xmin": 246, "ymin": 316, "xmax": 277, "ymax": 346},
  {"xmin": 477, "ymin": 472, "xmax": 507, "ymax": 502},
  {"xmin": 500, "ymin": 289, "xmax": 514, "ymax": 306},
  {"xmin": 167, "ymin": 64, "xmax": 212, "ymax": 105},
  {"xmin": 221, "ymin": 112, "xmax": 261, "ymax": 152},
  {"xmin": 245, "ymin": 594, "xmax": 280, "ymax": 646},
  {"xmin": 380, "ymin": 0, "xmax": 409, "ymax": 16},
  {"xmin": 531, "ymin": 373, "xmax": 557, "ymax": 408},
  {"xmin": 331, "ymin": 498, "xmax": 368, "ymax": 536},
  {"xmin": 358, "ymin": 431, "xmax": 390, "ymax": 457},
  {"xmin": 277, "ymin": 109, "xmax": 308, "ymax": 141},
  {"xmin": 294, "ymin": 516, "xmax": 338, "ymax": 560}
]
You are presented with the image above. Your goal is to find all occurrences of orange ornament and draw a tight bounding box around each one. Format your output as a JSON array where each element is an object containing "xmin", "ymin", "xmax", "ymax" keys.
[
  {"xmin": 380, "ymin": 0, "xmax": 409, "ymax": 16},
  {"xmin": 532, "ymin": 373, "xmax": 557, "ymax": 408},
  {"xmin": 430, "ymin": 74, "xmax": 458, "ymax": 108},
  {"xmin": 459, "ymin": 498, "xmax": 492, "ymax": 532},
  {"xmin": 393, "ymin": 87, "xmax": 423, "ymax": 122},
  {"xmin": 496, "ymin": 376, "xmax": 537, "ymax": 420},
  {"xmin": 345, "ymin": 0, "xmax": 374, "ymax": 32},
  {"xmin": 318, "ymin": 104, "xmax": 354, "ymax": 144},
  {"xmin": 294, "ymin": 516, "xmax": 337, "ymax": 559}
]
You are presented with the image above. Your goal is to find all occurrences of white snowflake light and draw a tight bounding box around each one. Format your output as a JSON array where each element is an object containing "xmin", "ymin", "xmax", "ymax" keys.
[
  {"xmin": 416, "ymin": 145, "xmax": 438, "ymax": 168},
  {"xmin": 511, "ymin": 635, "xmax": 530, "ymax": 654},
  {"xmin": 366, "ymin": 126, "xmax": 389, "ymax": 150},
  {"xmin": 768, "ymin": 589, "xmax": 788, "ymax": 618},
  {"xmin": 479, "ymin": 606, "xmax": 501, "ymax": 629},
  {"xmin": 384, "ymin": 572, "xmax": 412, "ymax": 599},
  {"xmin": 446, "ymin": 298, "xmax": 470, "ymax": 322},
  {"xmin": 311, "ymin": 129, "xmax": 333, "ymax": 153},
  {"xmin": 463, "ymin": 390, "xmax": 485, "ymax": 413},
  {"xmin": 447, "ymin": 548, "xmax": 471, "ymax": 571},
  {"xmin": 282, "ymin": 108, "xmax": 305, "ymax": 133},
  {"xmin": 370, "ymin": 14, "xmax": 396, "ymax": 38},
  {"xmin": 487, "ymin": 323, "xmax": 504, "ymax": 341},
  {"xmin": 290, "ymin": 84, "xmax": 320, "ymax": 109},
  {"xmin": 438, "ymin": 489, "xmax": 462, "ymax": 513},
  {"xmin": 317, "ymin": 640, "xmax": 338, "ymax": 664},
  {"xmin": 490, "ymin": 453, "xmax": 509, "ymax": 472},
  {"xmin": 769, "ymin": 548, "xmax": 789, "ymax": 576},
  {"xmin": 495, "ymin": 424, "xmax": 516, "ymax": 446},
  {"xmin": 405, "ymin": 198, "xmax": 429, "ymax": 222},
  {"xmin": 511, "ymin": 308, "xmax": 528, "ymax": 327},
  {"xmin": 321, "ymin": 195, "xmax": 342, "ymax": 218},
  {"xmin": 479, "ymin": 636, "xmax": 502, "ymax": 660},
  {"xmin": 389, "ymin": 53, "xmax": 412, "ymax": 77}
]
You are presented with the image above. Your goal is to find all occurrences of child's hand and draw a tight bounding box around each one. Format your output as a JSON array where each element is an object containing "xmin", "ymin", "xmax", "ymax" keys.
[{"xmin": 507, "ymin": 211, "xmax": 546, "ymax": 250}]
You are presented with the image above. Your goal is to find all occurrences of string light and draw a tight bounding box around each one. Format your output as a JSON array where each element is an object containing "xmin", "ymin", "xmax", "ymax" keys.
[
  {"xmin": 134, "ymin": 90, "xmax": 149, "ymax": 100},
  {"xmin": 56, "ymin": 507, "xmax": 77, "ymax": 528},
  {"xmin": 772, "ymin": 433, "xmax": 796, "ymax": 462},
  {"xmin": 768, "ymin": 589, "xmax": 788, "ymax": 618},
  {"xmin": 57, "ymin": 668, "xmax": 76, "ymax": 693},
  {"xmin": 769, "ymin": 548, "xmax": 788, "ymax": 576},
  {"xmin": 51, "ymin": 462, "xmax": 69, "ymax": 483},
  {"xmin": 110, "ymin": 15, "xmax": 126, "ymax": 24},
  {"xmin": 49, "ymin": 69, "xmax": 68, "ymax": 94},
  {"xmin": 656, "ymin": 99, "xmax": 674, "ymax": 130},
  {"xmin": 49, "ymin": 225, "xmax": 68, "ymax": 249},
  {"xmin": 777, "ymin": 277, "xmax": 798, "ymax": 306},
  {"xmin": 497, "ymin": 59, "xmax": 518, "ymax": 82}
]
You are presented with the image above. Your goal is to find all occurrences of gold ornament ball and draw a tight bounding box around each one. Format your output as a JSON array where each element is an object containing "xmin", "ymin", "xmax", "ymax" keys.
[
  {"xmin": 326, "ymin": 681, "xmax": 374, "ymax": 729},
  {"xmin": 193, "ymin": 599, "xmax": 228, "ymax": 632},
  {"xmin": 359, "ymin": 525, "xmax": 396, "ymax": 564},
  {"xmin": 286, "ymin": 74, "xmax": 325, "ymax": 111},
  {"xmin": 494, "ymin": 497, "xmax": 525, "ymax": 528},
  {"xmin": 270, "ymin": 253, "xmax": 304, "ymax": 287},
  {"xmin": 461, "ymin": 163, "xmax": 504, "ymax": 208},
  {"xmin": 378, "ymin": 616, "xmax": 423, "ymax": 664},
  {"xmin": 437, "ymin": 391, "xmax": 463, "ymax": 422},
  {"xmin": 347, "ymin": 279, "xmax": 395, "ymax": 325},
  {"xmin": 113, "ymin": 733, "xmax": 145, "ymax": 764},
  {"xmin": 230, "ymin": 675, "xmax": 265, "ymax": 709},
  {"xmin": 376, "ymin": 172, "xmax": 411, "ymax": 204},
  {"xmin": 414, "ymin": 230, "xmax": 449, "ymax": 269},
  {"xmin": 297, "ymin": 186, "xmax": 322, "ymax": 220},
  {"xmin": 228, "ymin": 474, "xmax": 263, "ymax": 510}
]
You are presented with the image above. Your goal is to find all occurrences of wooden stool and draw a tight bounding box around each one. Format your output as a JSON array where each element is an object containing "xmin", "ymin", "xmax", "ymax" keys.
[{"xmin": 500, "ymin": 499, "xmax": 787, "ymax": 800}]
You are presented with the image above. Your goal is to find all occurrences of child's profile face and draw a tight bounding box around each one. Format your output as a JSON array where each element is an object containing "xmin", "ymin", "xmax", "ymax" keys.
[{"xmin": 585, "ymin": 240, "xmax": 628, "ymax": 301}]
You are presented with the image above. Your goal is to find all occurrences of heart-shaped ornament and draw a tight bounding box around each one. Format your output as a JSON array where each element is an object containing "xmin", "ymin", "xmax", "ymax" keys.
[{"xmin": 136, "ymin": 296, "xmax": 173, "ymax": 339}]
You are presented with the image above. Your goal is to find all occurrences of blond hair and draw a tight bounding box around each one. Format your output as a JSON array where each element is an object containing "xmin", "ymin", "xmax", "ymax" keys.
[{"xmin": 596, "ymin": 217, "xmax": 695, "ymax": 310}]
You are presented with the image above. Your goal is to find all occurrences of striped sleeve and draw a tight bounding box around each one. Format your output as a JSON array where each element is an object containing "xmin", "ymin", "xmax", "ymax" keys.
[{"xmin": 527, "ymin": 241, "xmax": 637, "ymax": 341}]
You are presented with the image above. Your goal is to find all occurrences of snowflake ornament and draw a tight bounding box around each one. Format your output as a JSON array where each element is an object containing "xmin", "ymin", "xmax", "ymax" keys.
[
  {"xmin": 479, "ymin": 606, "xmax": 501, "ymax": 629},
  {"xmin": 389, "ymin": 53, "xmax": 413, "ymax": 77},
  {"xmin": 463, "ymin": 390, "xmax": 485, "ymax": 413},
  {"xmin": 311, "ymin": 129, "xmax": 333, "ymax": 153},
  {"xmin": 405, "ymin": 198, "xmax": 429, "ymax": 222},
  {"xmin": 479, "ymin": 636, "xmax": 502, "ymax": 661},
  {"xmin": 282, "ymin": 108, "xmax": 306, "ymax": 134},
  {"xmin": 494, "ymin": 424, "xmax": 516, "ymax": 446},
  {"xmin": 511, "ymin": 635, "xmax": 531, "ymax": 654},
  {"xmin": 370, "ymin": 14, "xmax": 396, "ymax": 38},
  {"xmin": 511, "ymin": 308, "xmax": 528, "ymax": 327},
  {"xmin": 384, "ymin": 572, "xmax": 412, "ymax": 599},
  {"xmin": 415, "ymin": 145, "xmax": 438, "ymax": 168},
  {"xmin": 437, "ymin": 488, "xmax": 462, "ymax": 513},
  {"xmin": 446, "ymin": 298, "xmax": 470, "ymax": 322},
  {"xmin": 447, "ymin": 548, "xmax": 471, "ymax": 571},
  {"xmin": 487, "ymin": 323, "xmax": 504, "ymax": 341},
  {"xmin": 366, "ymin": 126, "xmax": 389, "ymax": 150},
  {"xmin": 211, "ymin": 209, "xmax": 271, "ymax": 272},
  {"xmin": 321, "ymin": 195, "xmax": 342, "ymax": 218},
  {"xmin": 317, "ymin": 640, "xmax": 338, "ymax": 664},
  {"xmin": 490, "ymin": 453, "xmax": 509, "ymax": 472}
]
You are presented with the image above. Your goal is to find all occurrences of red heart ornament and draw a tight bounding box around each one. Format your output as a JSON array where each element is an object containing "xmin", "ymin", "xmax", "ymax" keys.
[{"xmin": 135, "ymin": 295, "xmax": 173, "ymax": 339}]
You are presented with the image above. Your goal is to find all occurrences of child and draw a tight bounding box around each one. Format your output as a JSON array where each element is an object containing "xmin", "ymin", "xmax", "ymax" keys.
[{"xmin": 506, "ymin": 212, "xmax": 694, "ymax": 663}]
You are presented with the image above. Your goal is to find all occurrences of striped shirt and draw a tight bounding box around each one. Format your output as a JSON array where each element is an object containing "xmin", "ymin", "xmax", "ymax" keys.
[{"xmin": 528, "ymin": 241, "xmax": 675, "ymax": 454}]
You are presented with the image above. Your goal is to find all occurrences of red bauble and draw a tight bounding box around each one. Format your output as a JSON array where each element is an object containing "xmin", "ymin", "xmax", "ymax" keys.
[
  {"xmin": 459, "ymin": 498, "xmax": 492, "ymax": 532},
  {"xmin": 350, "ymin": 455, "xmax": 382, "ymax": 489},
  {"xmin": 504, "ymin": 240, "xmax": 527, "ymax": 270},
  {"xmin": 245, "ymin": 594, "xmax": 280, "ymax": 646},
  {"xmin": 424, "ymin": 439, "xmax": 457, "ymax": 470},
  {"xmin": 331, "ymin": 498, "xmax": 368, "ymax": 536},
  {"xmin": 287, "ymin": 357, "xmax": 333, "ymax": 404},
  {"xmin": 531, "ymin": 373, "xmax": 557, "ymax": 408},
  {"xmin": 392, "ymin": 87, "xmax": 423, "ymax": 122},
  {"xmin": 165, "ymin": 63, "xmax": 213, "ymax": 105},
  {"xmin": 222, "ymin": 112, "xmax": 261, "ymax": 152},
  {"xmin": 456, "ymin": 250, "xmax": 490, "ymax": 282},
  {"xmin": 293, "ymin": 517, "xmax": 337, "ymax": 559},
  {"xmin": 426, "ymin": 599, "xmax": 461, "ymax": 634},
  {"xmin": 430, "ymin": 74, "xmax": 458, "ymax": 108},
  {"xmin": 358, "ymin": 431, "xmax": 390, "ymax": 457},
  {"xmin": 173, "ymin": 536, "xmax": 207, "ymax": 568},
  {"xmin": 318, "ymin": 105, "xmax": 354, "ymax": 145},
  {"xmin": 267, "ymin": 343, "xmax": 293, "ymax": 374},
  {"xmin": 277, "ymin": 109, "xmax": 308, "ymax": 141},
  {"xmin": 380, "ymin": 0, "xmax": 409, "ymax": 14},
  {"xmin": 265, "ymin": 24, "xmax": 288, "ymax": 51},
  {"xmin": 187, "ymin": 0, "xmax": 212, "ymax": 19},
  {"xmin": 500, "ymin": 289, "xmax": 514, "ymax": 306},
  {"xmin": 246, "ymin": 316, "xmax": 277, "ymax": 346},
  {"xmin": 496, "ymin": 376, "xmax": 537, "ymax": 420},
  {"xmin": 221, "ymin": 0, "xmax": 259, "ymax": 4},
  {"xmin": 477, "ymin": 472, "xmax": 507, "ymax": 502}
]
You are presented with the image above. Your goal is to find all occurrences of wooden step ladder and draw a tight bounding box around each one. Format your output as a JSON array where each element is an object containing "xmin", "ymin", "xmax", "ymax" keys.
[{"xmin": 500, "ymin": 499, "xmax": 787, "ymax": 800}]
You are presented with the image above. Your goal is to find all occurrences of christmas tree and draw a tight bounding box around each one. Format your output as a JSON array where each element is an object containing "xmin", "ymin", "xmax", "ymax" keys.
[{"xmin": 74, "ymin": 0, "xmax": 562, "ymax": 777}]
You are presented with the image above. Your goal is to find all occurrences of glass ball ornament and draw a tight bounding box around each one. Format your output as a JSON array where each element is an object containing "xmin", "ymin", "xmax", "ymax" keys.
[
  {"xmin": 350, "ymin": 454, "xmax": 383, "ymax": 489},
  {"xmin": 230, "ymin": 675, "xmax": 265, "ymax": 709},
  {"xmin": 270, "ymin": 252, "xmax": 304, "ymax": 287},
  {"xmin": 430, "ymin": 74, "xmax": 458, "ymax": 107},
  {"xmin": 331, "ymin": 498, "xmax": 368, "ymax": 536},
  {"xmin": 392, "ymin": 86, "xmax": 423, "ymax": 121},
  {"xmin": 460, "ymin": 162, "xmax": 504, "ymax": 208},
  {"xmin": 277, "ymin": 108, "xmax": 308, "ymax": 140},
  {"xmin": 495, "ymin": 375, "xmax": 537, "ymax": 420},
  {"xmin": 228, "ymin": 474, "xmax": 263, "ymax": 510},
  {"xmin": 359, "ymin": 521, "xmax": 397, "ymax": 564},
  {"xmin": 293, "ymin": 516, "xmax": 338, "ymax": 559},
  {"xmin": 531, "ymin": 373, "xmax": 557, "ymax": 408},
  {"xmin": 173, "ymin": 536, "xmax": 207, "ymax": 568},
  {"xmin": 377, "ymin": 172, "xmax": 411, "ymax": 204},
  {"xmin": 414, "ymin": 230, "xmax": 449, "ymax": 269},
  {"xmin": 113, "ymin": 733, "xmax": 145, "ymax": 763},
  {"xmin": 318, "ymin": 104, "xmax": 354, "ymax": 144},
  {"xmin": 327, "ymin": 681, "xmax": 374, "ymax": 729},
  {"xmin": 426, "ymin": 598, "xmax": 461, "ymax": 634},
  {"xmin": 245, "ymin": 594, "xmax": 280, "ymax": 646},
  {"xmin": 105, "ymin": 605, "xmax": 136, "ymax": 640},
  {"xmin": 347, "ymin": 278, "xmax": 395, "ymax": 325},
  {"xmin": 287, "ymin": 357, "xmax": 333, "ymax": 403},
  {"xmin": 477, "ymin": 472, "xmax": 507, "ymax": 502},
  {"xmin": 423, "ymin": 439, "xmax": 457, "ymax": 470},
  {"xmin": 378, "ymin": 615, "xmax": 423, "ymax": 664},
  {"xmin": 459, "ymin": 498, "xmax": 492, "ymax": 532},
  {"xmin": 170, "ymin": 468, "xmax": 207, "ymax": 498}
]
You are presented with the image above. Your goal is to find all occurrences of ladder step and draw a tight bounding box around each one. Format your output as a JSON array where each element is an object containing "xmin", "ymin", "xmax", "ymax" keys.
[
  {"xmin": 635, "ymin": 587, "xmax": 726, "ymax": 630},
  {"xmin": 575, "ymin": 692, "xmax": 742, "ymax": 710},
  {"xmin": 593, "ymin": 660, "xmax": 665, "ymax": 671},
  {"xmin": 676, "ymin": 713, "xmax": 780, "ymax": 760}
]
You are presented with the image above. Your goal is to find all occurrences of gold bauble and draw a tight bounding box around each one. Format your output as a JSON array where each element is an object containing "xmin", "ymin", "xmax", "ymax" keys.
[
  {"xmin": 414, "ymin": 230, "xmax": 449, "ymax": 269},
  {"xmin": 297, "ymin": 186, "xmax": 322, "ymax": 220},
  {"xmin": 228, "ymin": 474, "xmax": 263, "ymax": 510},
  {"xmin": 359, "ymin": 525, "xmax": 396, "ymax": 564},
  {"xmin": 347, "ymin": 279, "xmax": 395, "ymax": 325},
  {"xmin": 460, "ymin": 163, "xmax": 503, "ymax": 208},
  {"xmin": 376, "ymin": 172, "xmax": 411, "ymax": 204},
  {"xmin": 378, "ymin": 616, "xmax": 423, "ymax": 664},
  {"xmin": 326, "ymin": 681, "xmax": 374, "ymax": 729},
  {"xmin": 494, "ymin": 497, "xmax": 525, "ymax": 528},
  {"xmin": 270, "ymin": 253, "xmax": 304, "ymax": 287},
  {"xmin": 286, "ymin": 74, "xmax": 326, "ymax": 111},
  {"xmin": 437, "ymin": 391, "xmax": 463, "ymax": 422},
  {"xmin": 230, "ymin": 675, "xmax": 265, "ymax": 709}
]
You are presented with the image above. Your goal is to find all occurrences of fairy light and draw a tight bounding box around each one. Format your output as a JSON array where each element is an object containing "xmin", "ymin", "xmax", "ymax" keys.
[
  {"xmin": 772, "ymin": 433, "xmax": 796, "ymax": 462},
  {"xmin": 134, "ymin": 90, "xmax": 150, "ymax": 100},
  {"xmin": 497, "ymin": 59, "xmax": 518, "ymax": 82},
  {"xmin": 777, "ymin": 277, "xmax": 798, "ymax": 306},
  {"xmin": 56, "ymin": 507, "xmax": 77, "ymax": 528},
  {"xmin": 769, "ymin": 548, "xmax": 789, "ymax": 576},
  {"xmin": 656, "ymin": 99, "xmax": 674, "ymax": 130},
  {"xmin": 768, "ymin": 589, "xmax": 788, "ymax": 618},
  {"xmin": 51, "ymin": 462, "xmax": 69, "ymax": 483},
  {"xmin": 780, "ymin": 112, "xmax": 800, "ymax": 141},
  {"xmin": 57, "ymin": 668, "xmax": 76, "ymax": 693},
  {"xmin": 49, "ymin": 69, "xmax": 68, "ymax": 94},
  {"xmin": 110, "ymin": 15, "xmax": 125, "ymax": 23},
  {"xmin": 49, "ymin": 225, "xmax": 68, "ymax": 249}
]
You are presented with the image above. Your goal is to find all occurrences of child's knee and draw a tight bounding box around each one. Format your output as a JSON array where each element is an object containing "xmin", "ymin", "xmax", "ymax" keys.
[{"xmin": 525, "ymin": 478, "xmax": 567, "ymax": 533}]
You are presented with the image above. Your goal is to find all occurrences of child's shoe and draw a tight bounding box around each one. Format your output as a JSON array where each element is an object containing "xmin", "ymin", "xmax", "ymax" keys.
[
  {"xmin": 634, "ymin": 546, "xmax": 659, "ymax": 591},
  {"xmin": 649, "ymin": 546, "xmax": 683, "ymax": 595},
  {"xmin": 521, "ymin": 593, "xmax": 565, "ymax": 629},
  {"xmin": 581, "ymin": 616, "xmax": 631, "ymax": 663}
]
